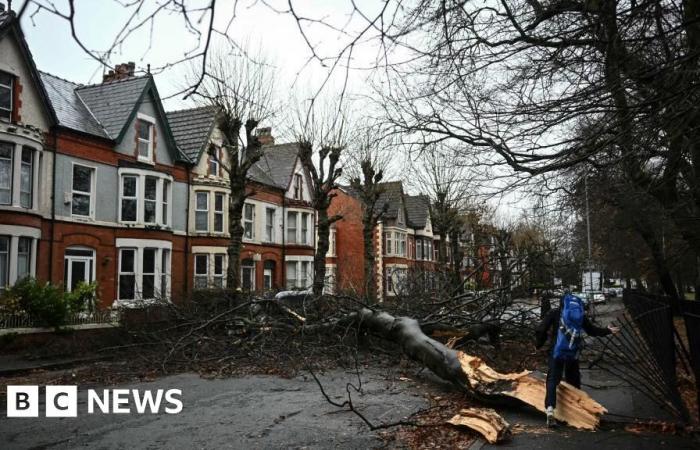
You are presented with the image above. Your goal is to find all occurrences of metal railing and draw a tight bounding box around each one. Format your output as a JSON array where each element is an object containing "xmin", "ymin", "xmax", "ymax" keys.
[{"xmin": 0, "ymin": 309, "xmax": 118, "ymax": 329}]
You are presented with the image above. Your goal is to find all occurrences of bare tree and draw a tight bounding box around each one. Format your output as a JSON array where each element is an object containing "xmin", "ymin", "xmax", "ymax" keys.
[
  {"xmin": 345, "ymin": 124, "xmax": 392, "ymax": 301},
  {"xmin": 192, "ymin": 44, "xmax": 276, "ymax": 290},
  {"xmin": 294, "ymin": 100, "xmax": 347, "ymax": 297}
]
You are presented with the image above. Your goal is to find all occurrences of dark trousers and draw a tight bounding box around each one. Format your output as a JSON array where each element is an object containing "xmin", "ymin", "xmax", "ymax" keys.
[{"xmin": 544, "ymin": 356, "xmax": 581, "ymax": 409}]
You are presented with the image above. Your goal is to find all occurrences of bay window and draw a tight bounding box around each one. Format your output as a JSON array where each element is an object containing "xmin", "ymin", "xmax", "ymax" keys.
[
  {"xmin": 71, "ymin": 164, "xmax": 94, "ymax": 217},
  {"xmin": 193, "ymin": 252, "xmax": 226, "ymax": 288},
  {"xmin": 195, "ymin": 192, "xmax": 208, "ymax": 231},
  {"xmin": 0, "ymin": 236, "xmax": 8, "ymax": 290},
  {"xmin": 0, "ymin": 230, "xmax": 38, "ymax": 290},
  {"xmin": 286, "ymin": 210, "xmax": 313, "ymax": 245},
  {"xmin": 0, "ymin": 142, "xmax": 40, "ymax": 210},
  {"xmin": 286, "ymin": 259, "xmax": 312, "ymax": 289},
  {"xmin": 213, "ymin": 254, "xmax": 225, "ymax": 287},
  {"xmin": 301, "ymin": 213, "xmax": 309, "ymax": 244},
  {"xmin": 119, "ymin": 171, "xmax": 172, "ymax": 227},
  {"xmin": 116, "ymin": 240, "xmax": 171, "ymax": 302},
  {"xmin": 16, "ymin": 237, "xmax": 31, "ymax": 281}
]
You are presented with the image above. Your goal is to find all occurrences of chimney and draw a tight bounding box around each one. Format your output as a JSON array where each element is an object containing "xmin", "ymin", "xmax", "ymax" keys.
[
  {"xmin": 103, "ymin": 62, "xmax": 136, "ymax": 83},
  {"xmin": 256, "ymin": 127, "xmax": 275, "ymax": 145}
]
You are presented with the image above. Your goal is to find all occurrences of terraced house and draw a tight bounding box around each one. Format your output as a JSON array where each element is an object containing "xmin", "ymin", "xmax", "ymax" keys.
[{"xmin": 0, "ymin": 9, "xmax": 317, "ymax": 308}]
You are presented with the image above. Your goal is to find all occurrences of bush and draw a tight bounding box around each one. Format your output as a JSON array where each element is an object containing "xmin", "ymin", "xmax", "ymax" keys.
[{"xmin": 2, "ymin": 279, "xmax": 98, "ymax": 328}]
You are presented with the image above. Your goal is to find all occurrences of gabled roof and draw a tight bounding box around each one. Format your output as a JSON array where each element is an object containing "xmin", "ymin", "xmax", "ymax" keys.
[
  {"xmin": 76, "ymin": 76, "xmax": 151, "ymax": 140},
  {"xmin": 0, "ymin": 10, "xmax": 57, "ymax": 125},
  {"xmin": 376, "ymin": 181, "xmax": 405, "ymax": 220},
  {"xmin": 39, "ymin": 72, "xmax": 107, "ymax": 137},
  {"xmin": 166, "ymin": 106, "xmax": 218, "ymax": 161},
  {"xmin": 405, "ymin": 194, "xmax": 431, "ymax": 229},
  {"xmin": 251, "ymin": 142, "xmax": 302, "ymax": 190}
]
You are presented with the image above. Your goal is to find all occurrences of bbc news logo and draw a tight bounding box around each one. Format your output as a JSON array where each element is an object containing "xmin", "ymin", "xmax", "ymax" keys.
[{"xmin": 6, "ymin": 386, "xmax": 183, "ymax": 417}]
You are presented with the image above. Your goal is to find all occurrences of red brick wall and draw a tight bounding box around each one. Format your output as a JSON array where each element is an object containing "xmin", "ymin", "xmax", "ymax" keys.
[{"xmin": 328, "ymin": 189, "xmax": 365, "ymax": 294}]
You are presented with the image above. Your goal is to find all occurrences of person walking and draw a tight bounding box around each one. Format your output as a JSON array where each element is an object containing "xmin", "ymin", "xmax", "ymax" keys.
[{"xmin": 535, "ymin": 293, "xmax": 619, "ymax": 427}]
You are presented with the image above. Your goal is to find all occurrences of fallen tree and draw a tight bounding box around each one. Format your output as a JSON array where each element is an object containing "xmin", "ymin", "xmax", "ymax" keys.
[{"xmin": 350, "ymin": 307, "xmax": 607, "ymax": 430}]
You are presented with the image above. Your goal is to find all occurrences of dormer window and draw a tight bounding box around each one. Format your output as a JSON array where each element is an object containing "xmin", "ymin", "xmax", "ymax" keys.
[
  {"xmin": 293, "ymin": 173, "xmax": 302, "ymax": 200},
  {"xmin": 136, "ymin": 117, "xmax": 154, "ymax": 162},
  {"xmin": 0, "ymin": 71, "xmax": 12, "ymax": 121}
]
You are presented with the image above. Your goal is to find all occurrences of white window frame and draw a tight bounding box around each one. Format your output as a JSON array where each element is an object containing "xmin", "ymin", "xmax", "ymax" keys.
[
  {"xmin": 214, "ymin": 193, "xmax": 225, "ymax": 233},
  {"xmin": 143, "ymin": 175, "xmax": 158, "ymax": 225},
  {"xmin": 136, "ymin": 113, "xmax": 155, "ymax": 163},
  {"xmin": 71, "ymin": 163, "xmax": 96, "ymax": 218},
  {"xmin": 243, "ymin": 203, "xmax": 254, "ymax": 239},
  {"xmin": 0, "ymin": 142, "xmax": 13, "ymax": 205},
  {"xmin": 327, "ymin": 228, "xmax": 336, "ymax": 257},
  {"xmin": 115, "ymin": 239, "xmax": 172, "ymax": 304},
  {"xmin": 0, "ymin": 226, "xmax": 39, "ymax": 290},
  {"xmin": 0, "ymin": 71, "xmax": 12, "ymax": 121},
  {"xmin": 118, "ymin": 248, "xmax": 137, "ymax": 301},
  {"xmin": 213, "ymin": 254, "xmax": 225, "ymax": 288},
  {"xmin": 64, "ymin": 247, "xmax": 96, "ymax": 293},
  {"xmin": 265, "ymin": 207, "xmax": 275, "ymax": 242},
  {"xmin": 293, "ymin": 173, "xmax": 303, "ymax": 200},
  {"xmin": 301, "ymin": 213, "xmax": 309, "ymax": 244},
  {"xmin": 161, "ymin": 179, "xmax": 170, "ymax": 226},
  {"xmin": 241, "ymin": 259, "xmax": 256, "ymax": 291},
  {"xmin": 19, "ymin": 147, "xmax": 33, "ymax": 209},
  {"xmin": 287, "ymin": 211, "xmax": 297, "ymax": 244},
  {"xmin": 194, "ymin": 253, "xmax": 209, "ymax": 289},
  {"xmin": 208, "ymin": 149, "xmax": 219, "ymax": 177},
  {"xmin": 119, "ymin": 174, "xmax": 139, "ymax": 223},
  {"xmin": 0, "ymin": 142, "xmax": 41, "ymax": 210},
  {"xmin": 195, "ymin": 191, "xmax": 209, "ymax": 232}
]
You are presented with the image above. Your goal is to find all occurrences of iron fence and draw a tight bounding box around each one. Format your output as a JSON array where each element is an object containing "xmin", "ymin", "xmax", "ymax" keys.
[{"xmin": 0, "ymin": 309, "xmax": 118, "ymax": 329}]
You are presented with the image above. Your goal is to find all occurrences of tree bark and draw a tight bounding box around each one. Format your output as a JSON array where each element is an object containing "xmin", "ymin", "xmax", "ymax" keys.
[
  {"xmin": 362, "ymin": 215, "xmax": 377, "ymax": 300},
  {"xmin": 352, "ymin": 308, "xmax": 607, "ymax": 430},
  {"xmin": 313, "ymin": 208, "xmax": 332, "ymax": 297}
]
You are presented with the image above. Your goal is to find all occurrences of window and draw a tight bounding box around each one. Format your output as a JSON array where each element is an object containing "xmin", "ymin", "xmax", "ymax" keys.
[
  {"xmin": 324, "ymin": 265, "xmax": 336, "ymax": 294},
  {"xmin": 265, "ymin": 208, "xmax": 275, "ymax": 242},
  {"xmin": 118, "ymin": 249, "xmax": 136, "ymax": 300},
  {"xmin": 214, "ymin": 193, "xmax": 224, "ymax": 233},
  {"xmin": 416, "ymin": 238, "xmax": 423, "ymax": 260},
  {"xmin": 384, "ymin": 232, "xmax": 392, "ymax": 255},
  {"xmin": 208, "ymin": 151, "xmax": 219, "ymax": 176},
  {"xmin": 386, "ymin": 270, "xmax": 393, "ymax": 293},
  {"xmin": 0, "ymin": 236, "xmax": 8, "ymax": 290},
  {"xmin": 287, "ymin": 211, "xmax": 297, "ymax": 243},
  {"xmin": 118, "ymin": 244, "xmax": 170, "ymax": 301},
  {"xmin": 293, "ymin": 173, "xmax": 303, "ymax": 200},
  {"xmin": 71, "ymin": 164, "xmax": 93, "ymax": 217},
  {"xmin": 144, "ymin": 176, "xmax": 158, "ymax": 224},
  {"xmin": 301, "ymin": 213, "xmax": 309, "ymax": 244},
  {"xmin": 64, "ymin": 248, "xmax": 95, "ymax": 292},
  {"xmin": 162, "ymin": 180, "xmax": 170, "ymax": 225},
  {"xmin": 0, "ymin": 71, "xmax": 12, "ymax": 121},
  {"xmin": 119, "ymin": 172, "xmax": 171, "ymax": 226},
  {"xmin": 263, "ymin": 260, "xmax": 275, "ymax": 290},
  {"xmin": 213, "ymin": 254, "xmax": 225, "ymax": 287},
  {"xmin": 195, "ymin": 192, "xmax": 209, "ymax": 231},
  {"xmin": 137, "ymin": 119, "xmax": 153, "ymax": 161},
  {"xmin": 0, "ymin": 142, "xmax": 12, "ymax": 204},
  {"xmin": 142, "ymin": 248, "xmax": 156, "ymax": 299},
  {"xmin": 398, "ymin": 233, "xmax": 406, "ymax": 257},
  {"xmin": 121, "ymin": 175, "xmax": 138, "ymax": 222},
  {"xmin": 327, "ymin": 228, "xmax": 336, "ymax": 257},
  {"xmin": 243, "ymin": 203, "xmax": 254, "ymax": 239},
  {"xmin": 242, "ymin": 259, "xmax": 255, "ymax": 291},
  {"xmin": 16, "ymin": 237, "xmax": 31, "ymax": 281},
  {"xmin": 286, "ymin": 261, "xmax": 297, "ymax": 289},
  {"xmin": 301, "ymin": 261, "xmax": 311, "ymax": 287},
  {"xmin": 20, "ymin": 148, "xmax": 32, "ymax": 208},
  {"xmin": 194, "ymin": 254, "xmax": 208, "ymax": 288}
]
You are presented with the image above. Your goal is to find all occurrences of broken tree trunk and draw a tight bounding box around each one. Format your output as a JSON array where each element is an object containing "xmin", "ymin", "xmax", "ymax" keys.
[
  {"xmin": 353, "ymin": 308, "xmax": 607, "ymax": 430},
  {"xmin": 448, "ymin": 408, "xmax": 510, "ymax": 444}
]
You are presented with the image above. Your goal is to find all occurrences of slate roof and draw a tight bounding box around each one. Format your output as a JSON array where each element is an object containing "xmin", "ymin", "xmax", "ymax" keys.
[
  {"xmin": 252, "ymin": 143, "xmax": 301, "ymax": 189},
  {"xmin": 376, "ymin": 181, "xmax": 404, "ymax": 220},
  {"xmin": 405, "ymin": 194, "xmax": 431, "ymax": 229},
  {"xmin": 76, "ymin": 76, "xmax": 151, "ymax": 139},
  {"xmin": 39, "ymin": 72, "xmax": 107, "ymax": 137},
  {"xmin": 166, "ymin": 106, "xmax": 218, "ymax": 161}
]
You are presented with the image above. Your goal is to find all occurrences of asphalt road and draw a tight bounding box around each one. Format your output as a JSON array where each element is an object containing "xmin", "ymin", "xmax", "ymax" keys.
[{"xmin": 1, "ymin": 369, "xmax": 429, "ymax": 449}]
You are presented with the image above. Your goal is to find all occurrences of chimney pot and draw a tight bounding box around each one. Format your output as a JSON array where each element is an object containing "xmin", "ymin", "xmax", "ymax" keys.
[
  {"xmin": 103, "ymin": 62, "xmax": 136, "ymax": 83},
  {"xmin": 256, "ymin": 127, "xmax": 274, "ymax": 145}
]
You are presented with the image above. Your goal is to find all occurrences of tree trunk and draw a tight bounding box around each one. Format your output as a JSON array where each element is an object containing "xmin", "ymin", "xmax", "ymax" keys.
[
  {"xmin": 352, "ymin": 308, "xmax": 607, "ymax": 429},
  {"xmin": 313, "ymin": 208, "xmax": 331, "ymax": 297},
  {"xmin": 227, "ymin": 180, "xmax": 245, "ymax": 290},
  {"xmin": 363, "ymin": 215, "xmax": 377, "ymax": 300}
]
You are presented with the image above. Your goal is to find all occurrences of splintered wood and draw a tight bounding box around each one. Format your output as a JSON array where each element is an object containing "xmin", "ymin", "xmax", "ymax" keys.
[
  {"xmin": 457, "ymin": 353, "xmax": 607, "ymax": 430},
  {"xmin": 448, "ymin": 408, "xmax": 510, "ymax": 443}
]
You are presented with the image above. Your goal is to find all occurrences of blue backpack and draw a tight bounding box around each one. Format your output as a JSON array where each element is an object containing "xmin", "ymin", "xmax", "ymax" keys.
[{"xmin": 553, "ymin": 294, "xmax": 585, "ymax": 360}]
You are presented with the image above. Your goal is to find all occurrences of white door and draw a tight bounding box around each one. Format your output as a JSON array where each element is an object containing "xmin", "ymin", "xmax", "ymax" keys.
[{"xmin": 64, "ymin": 248, "xmax": 95, "ymax": 291}]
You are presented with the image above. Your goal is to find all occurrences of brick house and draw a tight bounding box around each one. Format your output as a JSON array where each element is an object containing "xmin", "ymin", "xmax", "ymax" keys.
[
  {"xmin": 329, "ymin": 181, "xmax": 440, "ymax": 300},
  {"xmin": 166, "ymin": 106, "xmax": 316, "ymax": 292}
]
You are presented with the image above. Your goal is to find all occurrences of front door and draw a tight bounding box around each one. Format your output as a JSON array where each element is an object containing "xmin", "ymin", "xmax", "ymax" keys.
[{"xmin": 64, "ymin": 248, "xmax": 95, "ymax": 291}]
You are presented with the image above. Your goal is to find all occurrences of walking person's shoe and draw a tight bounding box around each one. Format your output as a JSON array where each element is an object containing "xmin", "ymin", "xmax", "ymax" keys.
[{"xmin": 546, "ymin": 406, "xmax": 557, "ymax": 428}]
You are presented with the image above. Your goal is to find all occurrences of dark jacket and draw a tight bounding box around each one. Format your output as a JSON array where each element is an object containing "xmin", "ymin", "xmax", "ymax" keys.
[{"xmin": 535, "ymin": 307, "xmax": 610, "ymax": 351}]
